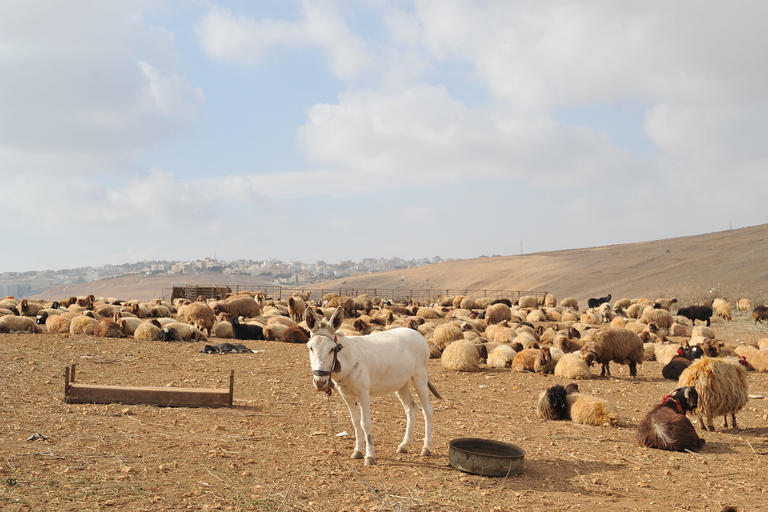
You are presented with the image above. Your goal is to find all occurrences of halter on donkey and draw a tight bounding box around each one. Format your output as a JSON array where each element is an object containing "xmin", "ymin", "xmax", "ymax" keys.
[{"xmin": 306, "ymin": 306, "xmax": 441, "ymax": 466}]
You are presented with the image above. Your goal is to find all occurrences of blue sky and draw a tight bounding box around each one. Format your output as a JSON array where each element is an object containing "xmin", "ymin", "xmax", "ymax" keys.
[{"xmin": 1, "ymin": 1, "xmax": 767, "ymax": 272}]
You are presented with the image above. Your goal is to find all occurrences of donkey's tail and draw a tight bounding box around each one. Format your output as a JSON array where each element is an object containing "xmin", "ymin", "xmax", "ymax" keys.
[{"xmin": 427, "ymin": 380, "xmax": 442, "ymax": 400}]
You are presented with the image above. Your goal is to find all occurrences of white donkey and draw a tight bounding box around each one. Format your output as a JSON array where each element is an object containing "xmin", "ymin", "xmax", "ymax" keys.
[{"xmin": 306, "ymin": 306, "xmax": 441, "ymax": 466}]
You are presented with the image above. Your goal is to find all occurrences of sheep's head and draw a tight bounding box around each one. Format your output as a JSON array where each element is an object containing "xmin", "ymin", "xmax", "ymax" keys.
[
  {"xmin": 581, "ymin": 348, "xmax": 598, "ymax": 367},
  {"xmin": 35, "ymin": 312, "xmax": 48, "ymax": 325},
  {"xmin": 666, "ymin": 386, "xmax": 698, "ymax": 412},
  {"xmin": 51, "ymin": 301, "xmax": 60, "ymax": 309}
]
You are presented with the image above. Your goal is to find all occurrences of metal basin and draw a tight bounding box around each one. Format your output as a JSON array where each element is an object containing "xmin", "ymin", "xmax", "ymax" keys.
[{"xmin": 448, "ymin": 438, "xmax": 525, "ymax": 477}]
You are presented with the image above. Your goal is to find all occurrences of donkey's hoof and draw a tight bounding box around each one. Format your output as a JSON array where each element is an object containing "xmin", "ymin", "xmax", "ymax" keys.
[
  {"xmin": 396, "ymin": 445, "xmax": 408, "ymax": 454},
  {"xmin": 351, "ymin": 450, "xmax": 363, "ymax": 460},
  {"xmin": 364, "ymin": 456, "xmax": 376, "ymax": 466},
  {"xmin": 420, "ymin": 448, "xmax": 431, "ymax": 457}
]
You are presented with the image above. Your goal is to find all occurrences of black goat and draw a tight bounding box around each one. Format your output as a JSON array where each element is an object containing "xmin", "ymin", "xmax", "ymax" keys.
[
  {"xmin": 676, "ymin": 305, "xmax": 713, "ymax": 326},
  {"xmin": 677, "ymin": 345, "xmax": 704, "ymax": 361},
  {"xmin": 662, "ymin": 356, "xmax": 692, "ymax": 380},
  {"xmin": 637, "ymin": 387, "xmax": 705, "ymax": 452},
  {"xmin": 753, "ymin": 305, "xmax": 768, "ymax": 324},
  {"xmin": 231, "ymin": 316, "xmax": 264, "ymax": 340},
  {"xmin": 587, "ymin": 294, "xmax": 611, "ymax": 309}
]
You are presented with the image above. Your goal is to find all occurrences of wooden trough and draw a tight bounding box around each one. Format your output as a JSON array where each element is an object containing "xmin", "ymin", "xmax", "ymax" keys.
[{"xmin": 64, "ymin": 364, "xmax": 234, "ymax": 408}]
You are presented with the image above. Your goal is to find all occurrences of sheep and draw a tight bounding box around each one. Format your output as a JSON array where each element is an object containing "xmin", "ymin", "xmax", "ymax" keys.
[
  {"xmin": 624, "ymin": 303, "xmax": 643, "ymax": 320},
  {"xmin": 416, "ymin": 307, "xmax": 441, "ymax": 320},
  {"xmin": 115, "ymin": 314, "xmax": 143, "ymax": 336},
  {"xmin": 535, "ymin": 384, "xmax": 570, "ymax": 420},
  {"xmin": 654, "ymin": 343, "xmax": 681, "ymax": 365},
  {"xmin": 230, "ymin": 317, "xmax": 264, "ymax": 340},
  {"xmin": 714, "ymin": 301, "xmax": 732, "ymax": 321},
  {"xmin": 640, "ymin": 308, "xmax": 674, "ymax": 328},
  {"xmin": 560, "ymin": 297, "xmax": 578, "ymax": 310},
  {"xmin": 485, "ymin": 303, "xmax": 512, "ymax": 325},
  {"xmin": 160, "ymin": 323, "xmax": 207, "ymax": 342},
  {"xmin": 609, "ymin": 316, "xmax": 627, "ymax": 329},
  {"xmin": 554, "ymin": 352, "xmax": 592, "ymax": 379},
  {"xmin": 565, "ymin": 383, "xmax": 624, "ymax": 427},
  {"xmin": 181, "ymin": 302, "xmax": 216, "ymax": 336},
  {"xmin": 580, "ymin": 328, "xmax": 643, "ymax": 377},
  {"xmin": 69, "ymin": 315, "xmax": 98, "ymax": 335},
  {"xmin": 213, "ymin": 296, "xmax": 261, "ymax": 318},
  {"xmin": 263, "ymin": 323, "xmax": 290, "ymax": 341},
  {"xmin": 0, "ymin": 315, "xmax": 40, "ymax": 333},
  {"xmin": 432, "ymin": 323, "xmax": 464, "ymax": 351},
  {"xmin": 440, "ymin": 340, "xmax": 480, "ymax": 372},
  {"xmin": 678, "ymin": 357, "xmax": 748, "ymax": 431},
  {"xmin": 93, "ymin": 318, "xmax": 124, "ymax": 338},
  {"xmin": 18, "ymin": 299, "xmax": 43, "ymax": 317},
  {"xmin": 554, "ymin": 333, "xmax": 583, "ymax": 354},
  {"xmin": 451, "ymin": 295, "xmax": 466, "ymax": 309},
  {"xmin": 747, "ymin": 349, "xmax": 768, "ymax": 372},
  {"xmin": 676, "ymin": 305, "xmax": 713, "ymax": 326},
  {"xmin": 560, "ymin": 310, "xmax": 579, "ymax": 322},
  {"xmin": 587, "ymin": 294, "xmax": 611, "ymax": 309},
  {"xmin": 613, "ymin": 298, "xmax": 632, "ymax": 311},
  {"xmin": 515, "ymin": 295, "xmax": 536, "ymax": 308},
  {"xmin": 511, "ymin": 347, "xmax": 554, "ymax": 374},
  {"xmin": 486, "ymin": 344, "xmax": 517, "ymax": 368},
  {"xmin": 652, "ymin": 298, "xmax": 678, "ymax": 311},
  {"xmin": 287, "ymin": 296, "xmax": 306, "ymax": 323},
  {"xmin": 736, "ymin": 298, "xmax": 752, "ymax": 311},
  {"xmin": 281, "ymin": 326, "xmax": 310, "ymax": 343},
  {"xmin": 753, "ymin": 305, "xmax": 768, "ymax": 324},
  {"xmin": 459, "ymin": 297, "xmax": 478, "ymax": 310},
  {"xmin": 758, "ymin": 338, "xmax": 768, "ymax": 350},
  {"xmin": 211, "ymin": 320, "xmax": 234, "ymax": 338},
  {"xmin": 662, "ymin": 357, "xmax": 693, "ymax": 380},
  {"xmin": 637, "ymin": 386, "xmax": 705, "ymax": 452},
  {"xmin": 544, "ymin": 293, "xmax": 557, "ymax": 307},
  {"xmin": 0, "ymin": 307, "xmax": 20, "ymax": 317},
  {"xmin": 45, "ymin": 315, "xmax": 71, "ymax": 333},
  {"xmin": 133, "ymin": 319, "xmax": 162, "ymax": 341}
]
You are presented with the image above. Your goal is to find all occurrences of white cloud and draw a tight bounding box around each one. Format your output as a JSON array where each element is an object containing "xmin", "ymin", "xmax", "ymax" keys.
[
  {"xmin": 0, "ymin": 1, "xmax": 202, "ymax": 175},
  {"xmin": 197, "ymin": 2, "xmax": 370, "ymax": 80}
]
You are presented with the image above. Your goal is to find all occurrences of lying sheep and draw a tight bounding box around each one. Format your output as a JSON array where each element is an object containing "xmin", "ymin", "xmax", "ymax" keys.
[
  {"xmin": 486, "ymin": 344, "xmax": 517, "ymax": 368},
  {"xmin": 518, "ymin": 295, "xmax": 538, "ymax": 308},
  {"xmin": 45, "ymin": 315, "xmax": 71, "ymax": 333},
  {"xmin": 432, "ymin": 323, "xmax": 464, "ymax": 351},
  {"xmin": 134, "ymin": 319, "xmax": 163, "ymax": 341},
  {"xmin": 678, "ymin": 357, "xmax": 748, "ymax": 431},
  {"xmin": 580, "ymin": 328, "xmax": 644, "ymax": 377},
  {"xmin": 93, "ymin": 318, "xmax": 125, "ymax": 338},
  {"xmin": 511, "ymin": 347, "xmax": 554, "ymax": 374},
  {"xmin": 160, "ymin": 323, "xmax": 207, "ymax": 342},
  {"xmin": 230, "ymin": 316, "xmax": 264, "ymax": 340},
  {"xmin": 560, "ymin": 298, "xmax": 578, "ymax": 310},
  {"xmin": 637, "ymin": 387, "xmax": 704, "ymax": 452},
  {"xmin": 485, "ymin": 303, "xmax": 512, "ymax": 325},
  {"xmin": 440, "ymin": 340, "xmax": 480, "ymax": 372},
  {"xmin": 554, "ymin": 352, "xmax": 592, "ymax": 379},
  {"xmin": 567, "ymin": 386, "xmax": 624, "ymax": 427},
  {"xmin": 535, "ymin": 384, "xmax": 570, "ymax": 420},
  {"xmin": 69, "ymin": 315, "xmax": 98, "ymax": 335},
  {"xmin": 281, "ymin": 326, "xmax": 310, "ymax": 343},
  {"xmin": 0, "ymin": 315, "xmax": 40, "ymax": 333},
  {"xmin": 736, "ymin": 298, "xmax": 752, "ymax": 311}
]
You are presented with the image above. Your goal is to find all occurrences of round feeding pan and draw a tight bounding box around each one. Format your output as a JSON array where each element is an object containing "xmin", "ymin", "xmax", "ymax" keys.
[{"xmin": 448, "ymin": 438, "xmax": 525, "ymax": 477}]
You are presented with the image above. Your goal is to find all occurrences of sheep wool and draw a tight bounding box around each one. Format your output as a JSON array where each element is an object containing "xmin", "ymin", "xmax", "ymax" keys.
[
  {"xmin": 440, "ymin": 340, "xmax": 480, "ymax": 372},
  {"xmin": 527, "ymin": 309, "xmax": 547, "ymax": 323},
  {"xmin": 45, "ymin": 315, "xmax": 71, "ymax": 333},
  {"xmin": 486, "ymin": 344, "xmax": 517, "ymax": 368},
  {"xmin": 759, "ymin": 338, "xmax": 768, "ymax": 350},
  {"xmin": 643, "ymin": 343, "xmax": 656, "ymax": 362},
  {"xmin": 0, "ymin": 315, "xmax": 40, "ymax": 333},
  {"xmin": 654, "ymin": 343, "xmax": 681, "ymax": 366},
  {"xmin": 566, "ymin": 392, "xmax": 624, "ymax": 427},
  {"xmin": 212, "ymin": 321, "xmax": 234, "ymax": 339},
  {"xmin": 433, "ymin": 323, "xmax": 465, "ymax": 350},
  {"xmin": 485, "ymin": 303, "xmax": 512, "ymax": 325},
  {"xmin": 554, "ymin": 353, "xmax": 592, "ymax": 379},
  {"xmin": 640, "ymin": 308, "xmax": 674, "ymax": 328},
  {"xmin": 749, "ymin": 349, "xmax": 768, "ymax": 372},
  {"xmin": 69, "ymin": 316, "xmax": 97, "ymax": 335},
  {"xmin": 518, "ymin": 295, "xmax": 538, "ymax": 308},
  {"xmin": 678, "ymin": 357, "xmax": 748, "ymax": 430},
  {"xmin": 134, "ymin": 320, "xmax": 162, "ymax": 341},
  {"xmin": 416, "ymin": 307, "xmax": 441, "ymax": 320}
]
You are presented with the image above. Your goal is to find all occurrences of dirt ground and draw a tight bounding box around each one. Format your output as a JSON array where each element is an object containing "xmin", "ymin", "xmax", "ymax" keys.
[{"xmin": 1, "ymin": 314, "xmax": 767, "ymax": 511}]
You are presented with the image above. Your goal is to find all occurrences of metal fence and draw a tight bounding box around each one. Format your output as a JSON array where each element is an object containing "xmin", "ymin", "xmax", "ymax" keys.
[{"xmin": 162, "ymin": 283, "xmax": 548, "ymax": 304}]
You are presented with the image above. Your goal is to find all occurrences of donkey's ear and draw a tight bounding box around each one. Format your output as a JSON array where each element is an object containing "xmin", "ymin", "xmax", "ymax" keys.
[
  {"xmin": 329, "ymin": 306, "xmax": 344, "ymax": 331},
  {"xmin": 305, "ymin": 307, "xmax": 318, "ymax": 332}
]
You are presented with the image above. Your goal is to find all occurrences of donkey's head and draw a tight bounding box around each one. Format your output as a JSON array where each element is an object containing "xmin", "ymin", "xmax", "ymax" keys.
[{"xmin": 305, "ymin": 306, "xmax": 344, "ymax": 392}]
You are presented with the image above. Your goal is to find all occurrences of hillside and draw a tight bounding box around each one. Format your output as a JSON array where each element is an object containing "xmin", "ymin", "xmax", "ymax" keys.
[{"xmin": 35, "ymin": 224, "xmax": 768, "ymax": 302}]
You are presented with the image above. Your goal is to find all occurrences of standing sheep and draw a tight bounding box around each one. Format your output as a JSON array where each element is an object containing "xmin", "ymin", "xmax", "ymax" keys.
[
  {"xmin": 560, "ymin": 298, "xmax": 578, "ymax": 310},
  {"xmin": 181, "ymin": 302, "xmax": 216, "ymax": 336},
  {"xmin": 678, "ymin": 357, "xmax": 748, "ymax": 431},
  {"xmin": 752, "ymin": 305, "xmax": 768, "ymax": 324},
  {"xmin": 580, "ymin": 328, "xmax": 644, "ymax": 377},
  {"xmin": 287, "ymin": 296, "xmax": 306, "ymax": 323}
]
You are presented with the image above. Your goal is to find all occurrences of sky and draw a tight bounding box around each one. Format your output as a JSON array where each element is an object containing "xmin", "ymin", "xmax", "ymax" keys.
[{"xmin": 1, "ymin": 1, "xmax": 767, "ymax": 272}]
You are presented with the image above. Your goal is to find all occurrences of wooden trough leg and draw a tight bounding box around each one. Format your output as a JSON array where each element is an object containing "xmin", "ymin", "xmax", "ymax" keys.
[
  {"xmin": 229, "ymin": 370, "xmax": 235, "ymax": 406},
  {"xmin": 64, "ymin": 366, "xmax": 70, "ymax": 402}
]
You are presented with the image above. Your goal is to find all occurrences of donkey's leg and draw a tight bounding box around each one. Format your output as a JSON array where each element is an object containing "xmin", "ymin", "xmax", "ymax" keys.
[
  {"xmin": 412, "ymin": 373, "xmax": 434, "ymax": 457},
  {"xmin": 342, "ymin": 394, "xmax": 364, "ymax": 459},
  {"xmin": 359, "ymin": 394, "xmax": 376, "ymax": 465},
  {"xmin": 395, "ymin": 385, "xmax": 417, "ymax": 454}
]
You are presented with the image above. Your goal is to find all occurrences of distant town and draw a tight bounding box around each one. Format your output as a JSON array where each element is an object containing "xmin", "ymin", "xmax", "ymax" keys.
[{"xmin": 0, "ymin": 256, "xmax": 451, "ymax": 297}]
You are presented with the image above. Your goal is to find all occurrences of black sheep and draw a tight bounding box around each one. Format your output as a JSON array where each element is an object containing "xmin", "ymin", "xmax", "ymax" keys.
[
  {"xmin": 587, "ymin": 294, "xmax": 611, "ymax": 309},
  {"xmin": 231, "ymin": 316, "xmax": 264, "ymax": 340},
  {"xmin": 36, "ymin": 311, "xmax": 48, "ymax": 325},
  {"xmin": 491, "ymin": 298, "xmax": 512, "ymax": 307},
  {"xmin": 753, "ymin": 305, "xmax": 768, "ymax": 324},
  {"xmin": 535, "ymin": 384, "xmax": 570, "ymax": 420},
  {"xmin": 676, "ymin": 305, "xmax": 713, "ymax": 326},
  {"xmin": 637, "ymin": 386, "xmax": 705, "ymax": 452},
  {"xmin": 662, "ymin": 356, "xmax": 692, "ymax": 380}
]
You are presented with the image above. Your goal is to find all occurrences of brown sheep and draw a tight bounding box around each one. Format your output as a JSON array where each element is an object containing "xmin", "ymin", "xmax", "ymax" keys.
[
  {"xmin": 93, "ymin": 318, "xmax": 125, "ymax": 338},
  {"xmin": 181, "ymin": 302, "xmax": 216, "ymax": 336},
  {"xmin": 511, "ymin": 347, "xmax": 554, "ymax": 374},
  {"xmin": 281, "ymin": 326, "xmax": 310, "ymax": 343},
  {"xmin": 580, "ymin": 328, "xmax": 644, "ymax": 377},
  {"xmin": 287, "ymin": 296, "xmax": 306, "ymax": 323},
  {"xmin": 213, "ymin": 296, "xmax": 261, "ymax": 318}
]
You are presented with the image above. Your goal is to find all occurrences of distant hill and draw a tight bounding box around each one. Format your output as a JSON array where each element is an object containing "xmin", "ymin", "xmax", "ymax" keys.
[{"xmin": 34, "ymin": 224, "xmax": 768, "ymax": 303}]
